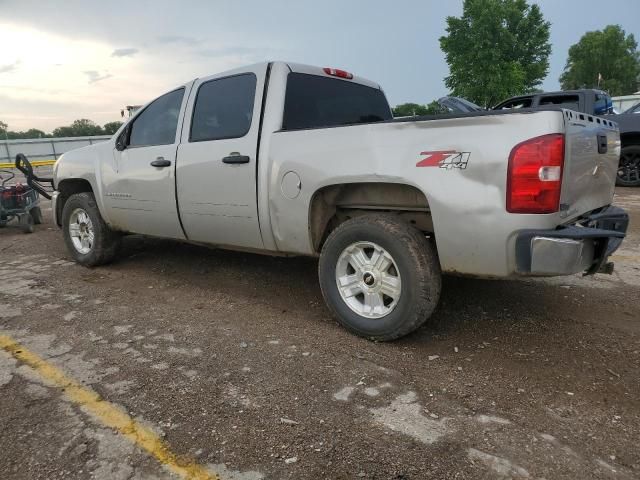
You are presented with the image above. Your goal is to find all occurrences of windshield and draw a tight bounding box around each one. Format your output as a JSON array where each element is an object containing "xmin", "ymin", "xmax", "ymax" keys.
[
  {"xmin": 437, "ymin": 96, "xmax": 485, "ymax": 113},
  {"xmin": 623, "ymin": 102, "xmax": 640, "ymax": 114}
]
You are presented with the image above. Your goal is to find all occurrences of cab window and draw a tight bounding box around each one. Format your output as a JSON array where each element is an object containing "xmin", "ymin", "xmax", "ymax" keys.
[
  {"xmin": 538, "ymin": 94, "xmax": 580, "ymax": 111},
  {"xmin": 128, "ymin": 88, "xmax": 184, "ymax": 147},
  {"xmin": 190, "ymin": 74, "xmax": 257, "ymax": 142}
]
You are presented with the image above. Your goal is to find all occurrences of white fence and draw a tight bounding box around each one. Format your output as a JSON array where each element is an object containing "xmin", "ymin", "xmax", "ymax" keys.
[{"xmin": 1, "ymin": 135, "xmax": 111, "ymax": 166}]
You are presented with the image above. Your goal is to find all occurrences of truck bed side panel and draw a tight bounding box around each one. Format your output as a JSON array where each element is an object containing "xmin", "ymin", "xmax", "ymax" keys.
[{"xmin": 267, "ymin": 110, "xmax": 573, "ymax": 277}]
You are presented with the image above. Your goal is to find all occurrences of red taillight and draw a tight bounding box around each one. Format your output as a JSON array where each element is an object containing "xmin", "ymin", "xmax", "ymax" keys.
[
  {"xmin": 323, "ymin": 67, "xmax": 353, "ymax": 79},
  {"xmin": 506, "ymin": 133, "xmax": 564, "ymax": 214}
]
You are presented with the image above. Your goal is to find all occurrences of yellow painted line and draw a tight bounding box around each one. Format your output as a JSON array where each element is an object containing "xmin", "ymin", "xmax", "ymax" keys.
[
  {"xmin": 0, "ymin": 159, "xmax": 57, "ymax": 168},
  {"xmin": 0, "ymin": 334, "xmax": 219, "ymax": 480}
]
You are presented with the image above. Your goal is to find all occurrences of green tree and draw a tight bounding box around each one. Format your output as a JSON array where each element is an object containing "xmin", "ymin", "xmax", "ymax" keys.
[
  {"xmin": 0, "ymin": 122, "xmax": 48, "ymax": 139},
  {"xmin": 18, "ymin": 128, "xmax": 47, "ymax": 139},
  {"xmin": 392, "ymin": 101, "xmax": 446, "ymax": 117},
  {"xmin": 560, "ymin": 25, "xmax": 640, "ymax": 96},
  {"xmin": 103, "ymin": 121, "xmax": 123, "ymax": 135},
  {"xmin": 439, "ymin": 0, "xmax": 551, "ymax": 108},
  {"xmin": 53, "ymin": 119, "xmax": 104, "ymax": 137}
]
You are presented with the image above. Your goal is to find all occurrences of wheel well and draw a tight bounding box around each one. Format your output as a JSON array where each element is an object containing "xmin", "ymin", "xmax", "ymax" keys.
[
  {"xmin": 56, "ymin": 178, "xmax": 94, "ymax": 226},
  {"xmin": 621, "ymin": 132, "xmax": 640, "ymax": 148},
  {"xmin": 309, "ymin": 182, "xmax": 432, "ymax": 252}
]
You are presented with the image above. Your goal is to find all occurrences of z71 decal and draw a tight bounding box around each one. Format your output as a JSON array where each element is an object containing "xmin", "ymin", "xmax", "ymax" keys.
[{"xmin": 417, "ymin": 150, "xmax": 470, "ymax": 170}]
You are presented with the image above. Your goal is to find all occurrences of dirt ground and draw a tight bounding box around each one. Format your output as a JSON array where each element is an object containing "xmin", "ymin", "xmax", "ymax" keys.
[{"xmin": 0, "ymin": 185, "xmax": 639, "ymax": 480}]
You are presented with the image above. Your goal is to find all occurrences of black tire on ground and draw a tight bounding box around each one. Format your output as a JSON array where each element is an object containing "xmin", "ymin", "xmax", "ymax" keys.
[
  {"xmin": 30, "ymin": 206, "xmax": 43, "ymax": 224},
  {"xmin": 61, "ymin": 192, "xmax": 121, "ymax": 266},
  {"xmin": 318, "ymin": 214, "xmax": 442, "ymax": 341},
  {"xmin": 19, "ymin": 213, "xmax": 34, "ymax": 234},
  {"xmin": 617, "ymin": 145, "xmax": 640, "ymax": 187}
]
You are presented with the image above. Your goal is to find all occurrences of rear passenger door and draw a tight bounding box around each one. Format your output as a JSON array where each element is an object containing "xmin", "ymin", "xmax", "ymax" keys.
[{"xmin": 176, "ymin": 65, "xmax": 267, "ymax": 249}]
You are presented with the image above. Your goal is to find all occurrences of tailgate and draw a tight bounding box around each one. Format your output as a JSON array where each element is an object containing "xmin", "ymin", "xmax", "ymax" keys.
[{"xmin": 560, "ymin": 110, "xmax": 620, "ymax": 221}]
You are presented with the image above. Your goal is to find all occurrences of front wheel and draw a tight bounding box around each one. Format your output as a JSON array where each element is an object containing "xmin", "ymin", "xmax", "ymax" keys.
[
  {"xmin": 617, "ymin": 145, "xmax": 640, "ymax": 187},
  {"xmin": 318, "ymin": 214, "xmax": 441, "ymax": 341},
  {"xmin": 62, "ymin": 192, "xmax": 121, "ymax": 266}
]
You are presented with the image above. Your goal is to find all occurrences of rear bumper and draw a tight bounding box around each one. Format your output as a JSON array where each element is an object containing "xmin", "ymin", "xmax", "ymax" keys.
[{"xmin": 515, "ymin": 206, "xmax": 629, "ymax": 276}]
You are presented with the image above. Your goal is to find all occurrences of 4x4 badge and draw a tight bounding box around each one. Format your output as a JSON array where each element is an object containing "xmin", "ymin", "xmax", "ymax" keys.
[{"xmin": 417, "ymin": 150, "xmax": 470, "ymax": 169}]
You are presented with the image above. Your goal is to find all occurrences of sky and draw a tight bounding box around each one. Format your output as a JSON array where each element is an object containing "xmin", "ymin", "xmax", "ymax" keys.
[{"xmin": 1, "ymin": 0, "xmax": 639, "ymax": 132}]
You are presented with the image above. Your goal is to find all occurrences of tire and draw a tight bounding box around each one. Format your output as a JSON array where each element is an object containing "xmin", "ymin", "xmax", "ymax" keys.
[
  {"xmin": 61, "ymin": 192, "xmax": 121, "ymax": 266},
  {"xmin": 30, "ymin": 206, "xmax": 43, "ymax": 224},
  {"xmin": 319, "ymin": 214, "xmax": 441, "ymax": 341},
  {"xmin": 617, "ymin": 145, "xmax": 640, "ymax": 187},
  {"xmin": 20, "ymin": 213, "xmax": 34, "ymax": 234}
]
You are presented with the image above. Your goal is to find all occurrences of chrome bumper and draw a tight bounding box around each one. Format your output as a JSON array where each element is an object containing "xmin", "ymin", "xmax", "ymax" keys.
[
  {"xmin": 51, "ymin": 191, "xmax": 60, "ymax": 228},
  {"xmin": 516, "ymin": 206, "xmax": 629, "ymax": 276},
  {"xmin": 529, "ymin": 237, "xmax": 594, "ymax": 275}
]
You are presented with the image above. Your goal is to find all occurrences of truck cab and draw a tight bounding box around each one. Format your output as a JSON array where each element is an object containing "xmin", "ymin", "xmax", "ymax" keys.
[{"xmin": 493, "ymin": 89, "xmax": 615, "ymax": 115}]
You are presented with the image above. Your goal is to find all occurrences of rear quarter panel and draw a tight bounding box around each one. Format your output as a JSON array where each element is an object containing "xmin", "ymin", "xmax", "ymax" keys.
[{"xmin": 267, "ymin": 110, "xmax": 573, "ymax": 277}]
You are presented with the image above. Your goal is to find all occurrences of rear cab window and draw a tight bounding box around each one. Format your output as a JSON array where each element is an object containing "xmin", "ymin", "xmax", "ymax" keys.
[
  {"xmin": 282, "ymin": 73, "xmax": 392, "ymax": 130},
  {"xmin": 538, "ymin": 94, "xmax": 580, "ymax": 111}
]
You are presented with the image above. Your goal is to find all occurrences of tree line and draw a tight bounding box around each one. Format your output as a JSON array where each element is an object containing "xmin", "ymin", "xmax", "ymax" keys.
[
  {"xmin": 0, "ymin": 119, "xmax": 123, "ymax": 140},
  {"xmin": 394, "ymin": 0, "xmax": 640, "ymax": 116}
]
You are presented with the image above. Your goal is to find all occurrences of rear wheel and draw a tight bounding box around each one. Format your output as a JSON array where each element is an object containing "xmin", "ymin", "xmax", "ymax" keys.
[
  {"xmin": 30, "ymin": 206, "xmax": 43, "ymax": 224},
  {"xmin": 319, "ymin": 214, "xmax": 441, "ymax": 341},
  {"xmin": 617, "ymin": 145, "xmax": 640, "ymax": 187},
  {"xmin": 62, "ymin": 192, "xmax": 121, "ymax": 266}
]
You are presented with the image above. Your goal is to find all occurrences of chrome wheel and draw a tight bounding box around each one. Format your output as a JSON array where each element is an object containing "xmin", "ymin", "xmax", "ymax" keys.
[
  {"xmin": 335, "ymin": 241, "xmax": 402, "ymax": 319},
  {"xmin": 68, "ymin": 208, "xmax": 94, "ymax": 254}
]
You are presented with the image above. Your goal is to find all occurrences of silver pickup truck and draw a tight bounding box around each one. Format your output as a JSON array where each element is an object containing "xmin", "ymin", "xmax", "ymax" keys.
[{"xmin": 52, "ymin": 61, "xmax": 628, "ymax": 340}]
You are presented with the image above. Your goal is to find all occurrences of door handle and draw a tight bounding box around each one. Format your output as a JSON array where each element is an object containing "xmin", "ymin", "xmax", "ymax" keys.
[
  {"xmin": 150, "ymin": 157, "xmax": 172, "ymax": 167},
  {"xmin": 222, "ymin": 155, "xmax": 250, "ymax": 164}
]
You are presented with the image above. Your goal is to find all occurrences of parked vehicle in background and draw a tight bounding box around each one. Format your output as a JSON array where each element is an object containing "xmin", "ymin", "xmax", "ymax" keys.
[
  {"xmin": 50, "ymin": 62, "xmax": 628, "ymax": 341},
  {"xmin": 612, "ymin": 94, "xmax": 640, "ymax": 113},
  {"xmin": 494, "ymin": 89, "xmax": 640, "ymax": 187}
]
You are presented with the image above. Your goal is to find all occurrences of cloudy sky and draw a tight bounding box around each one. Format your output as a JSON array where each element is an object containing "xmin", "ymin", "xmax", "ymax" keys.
[{"xmin": 1, "ymin": 0, "xmax": 638, "ymax": 132}]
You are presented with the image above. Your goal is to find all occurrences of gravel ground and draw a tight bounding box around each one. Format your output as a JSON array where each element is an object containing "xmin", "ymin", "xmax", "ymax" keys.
[{"xmin": 0, "ymin": 186, "xmax": 638, "ymax": 480}]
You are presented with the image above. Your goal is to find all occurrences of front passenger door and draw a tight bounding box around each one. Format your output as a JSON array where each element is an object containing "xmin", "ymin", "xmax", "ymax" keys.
[{"xmin": 106, "ymin": 87, "xmax": 189, "ymax": 239}]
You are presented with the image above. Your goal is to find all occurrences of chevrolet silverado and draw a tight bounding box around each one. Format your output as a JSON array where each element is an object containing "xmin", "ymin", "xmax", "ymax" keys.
[{"xmin": 51, "ymin": 62, "xmax": 629, "ymax": 340}]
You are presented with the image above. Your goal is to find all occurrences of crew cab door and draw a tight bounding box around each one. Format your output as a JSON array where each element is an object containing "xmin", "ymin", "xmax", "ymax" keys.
[
  {"xmin": 106, "ymin": 86, "xmax": 190, "ymax": 238},
  {"xmin": 176, "ymin": 65, "xmax": 266, "ymax": 249}
]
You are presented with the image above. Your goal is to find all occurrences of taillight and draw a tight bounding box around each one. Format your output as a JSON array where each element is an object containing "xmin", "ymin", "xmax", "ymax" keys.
[
  {"xmin": 323, "ymin": 67, "xmax": 353, "ymax": 79},
  {"xmin": 506, "ymin": 133, "xmax": 564, "ymax": 214}
]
